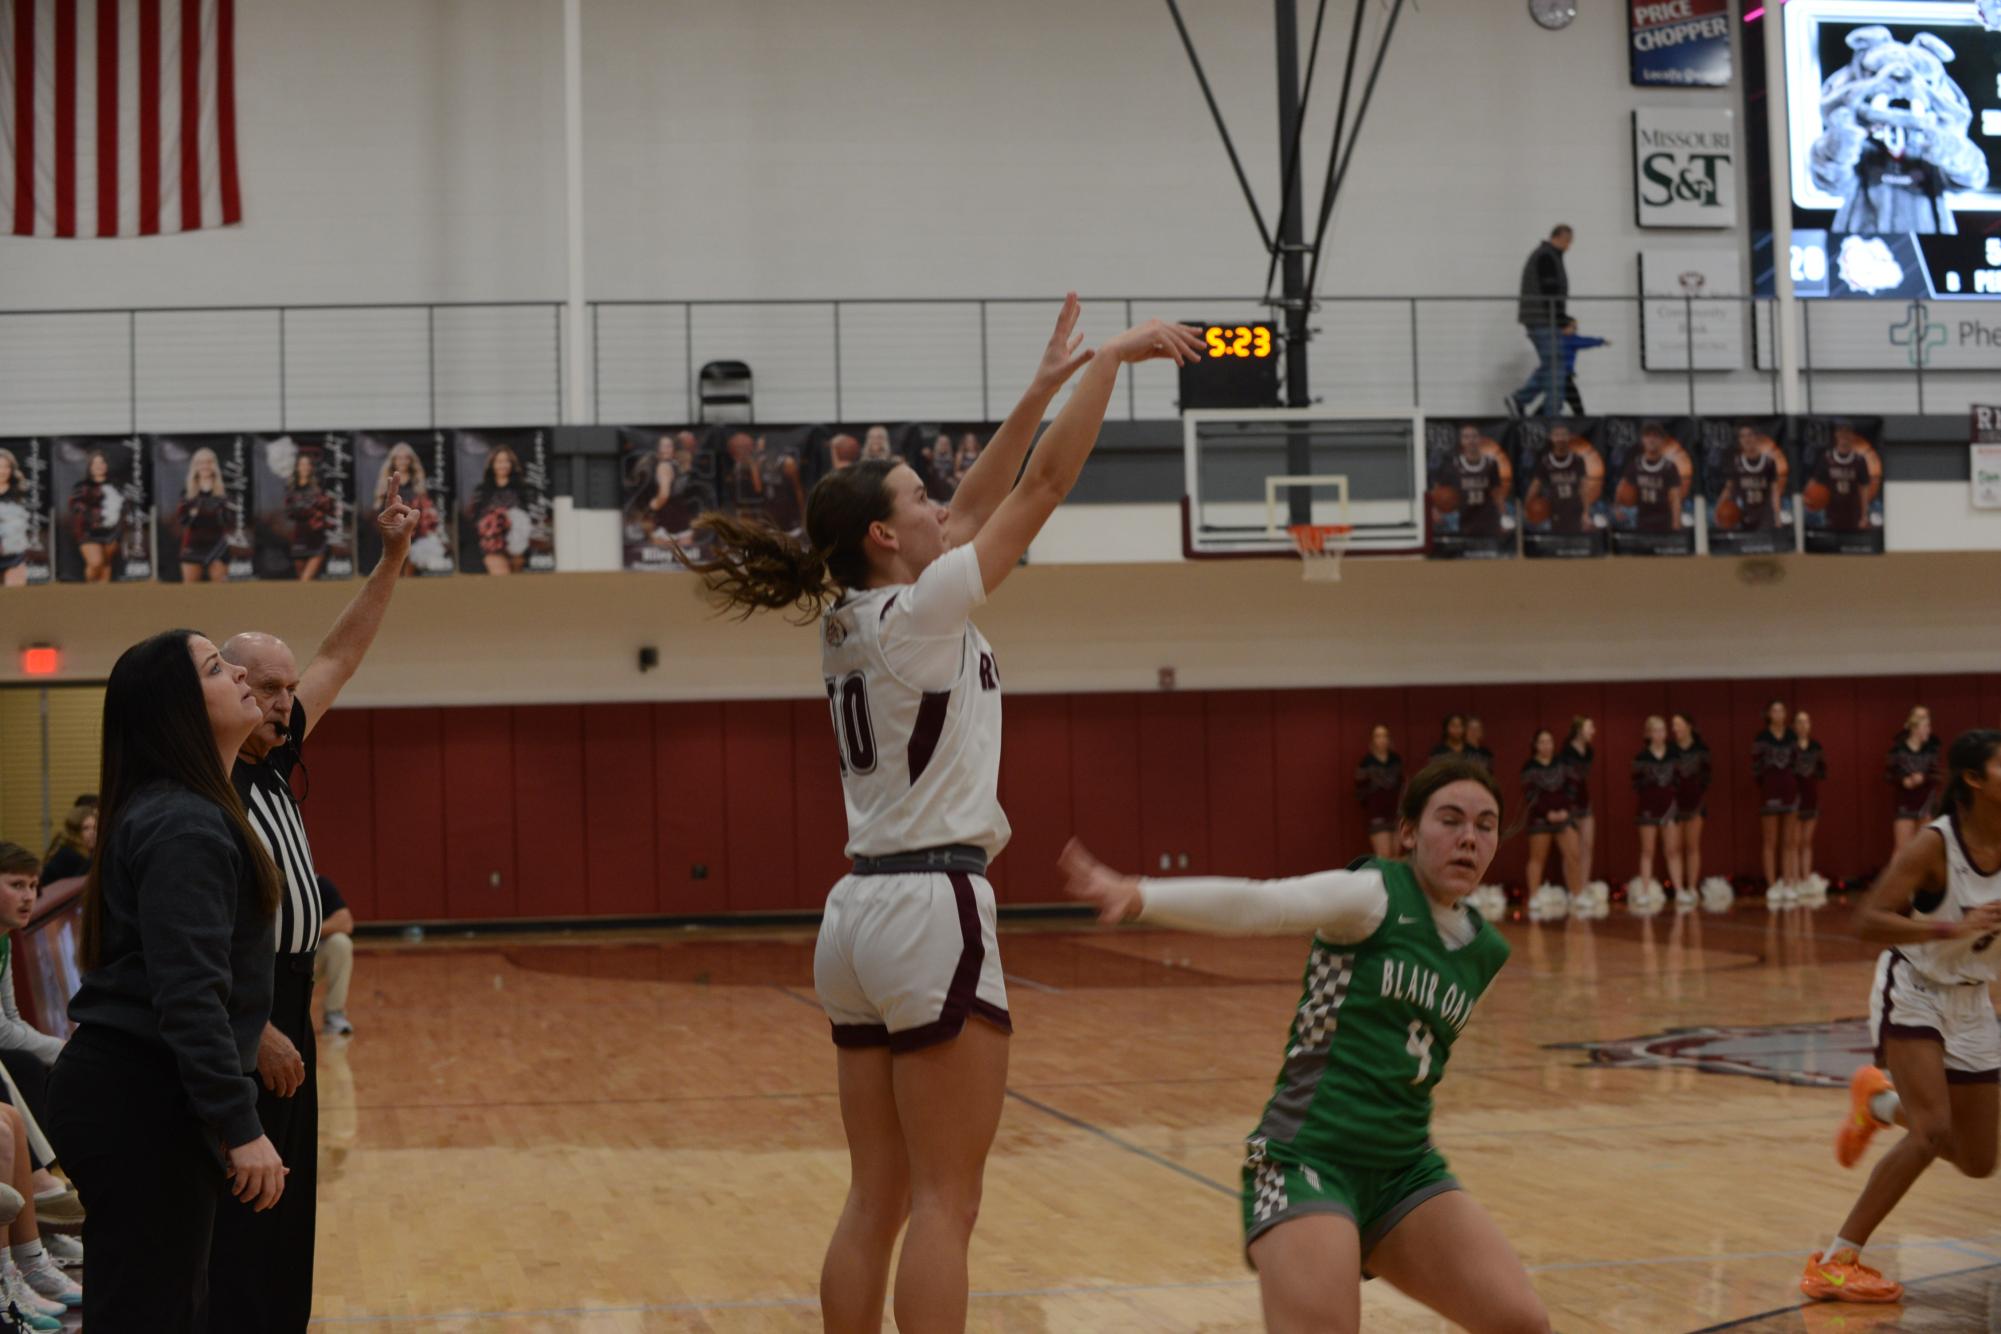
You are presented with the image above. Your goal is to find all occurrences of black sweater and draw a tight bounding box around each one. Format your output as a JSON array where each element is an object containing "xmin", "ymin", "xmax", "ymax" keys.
[{"xmin": 66, "ymin": 782, "xmax": 273, "ymax": 1148}]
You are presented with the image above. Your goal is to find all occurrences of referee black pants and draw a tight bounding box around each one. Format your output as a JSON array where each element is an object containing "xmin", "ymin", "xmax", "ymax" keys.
[
  {"xmin": 47, "ymin": 1025, "xmax": 226, "ymax": 1332},
  {"xmin": 204, "ymin": 952, "xmax": 318, "ymax": 1334}
]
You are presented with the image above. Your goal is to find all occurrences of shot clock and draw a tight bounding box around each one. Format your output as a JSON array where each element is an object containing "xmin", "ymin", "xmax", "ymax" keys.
[{"xmin": 1177, "ymin": 321, "xmax": 1282, "ymax": 410}]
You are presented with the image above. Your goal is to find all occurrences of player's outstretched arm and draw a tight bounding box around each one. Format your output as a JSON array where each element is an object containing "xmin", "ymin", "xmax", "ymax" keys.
[
  {"xmin": 295, "ymin": 500, "xmax": 417, "ymax": 739},
  {"xmin": 1057, "ymin": 838, "xmax": 1387, "ymax": 941},
  {"xmin": 1851, "ymin": 830, "xmax": 1985, "ymax": 945},
  {"xmin": 943, "ymin": 293, "xmax": 1093, "ymax": 549},
  {"xmin": 969, "ymin": 319, "xmax": 1203, "ymax": 594}
]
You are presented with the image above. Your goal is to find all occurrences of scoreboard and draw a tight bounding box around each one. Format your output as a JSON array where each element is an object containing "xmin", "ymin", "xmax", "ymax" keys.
[{"xmin": 1177, "ymin": 322, "xmax": 1282, "ymax": 410}]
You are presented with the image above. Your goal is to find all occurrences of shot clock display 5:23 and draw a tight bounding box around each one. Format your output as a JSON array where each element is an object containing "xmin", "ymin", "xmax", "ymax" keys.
[{"xmin": 1177, "ymin": 321, "xmax": 1282, "ymax": 409}]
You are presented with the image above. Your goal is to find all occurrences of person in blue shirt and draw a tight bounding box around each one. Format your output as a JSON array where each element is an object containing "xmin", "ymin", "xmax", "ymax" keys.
[{"xmin": 1543, "ymin": 319, "xmax": 1607, "ymax": 417}]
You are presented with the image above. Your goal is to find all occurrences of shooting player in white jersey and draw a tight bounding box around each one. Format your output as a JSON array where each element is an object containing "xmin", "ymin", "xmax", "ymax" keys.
[{"xmin": 682, "ymin": 296, "xmax": 1202, "ymax": 1333}]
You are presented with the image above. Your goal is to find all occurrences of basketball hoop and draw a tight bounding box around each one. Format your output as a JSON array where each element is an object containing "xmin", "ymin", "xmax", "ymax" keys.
[{"xmin": 1288, "ymin": 523, "xmax": 1352, "ymax": 582}]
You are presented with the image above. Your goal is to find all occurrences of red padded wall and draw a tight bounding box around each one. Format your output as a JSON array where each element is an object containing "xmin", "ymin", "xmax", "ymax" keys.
[
  {"xmin": 512, "ymin": 706, "xmax": 586, "ymax": 919},
  {"xmin": 300, "ymin": 709, "xmax": 377, "ymax": 918},
  {"xmin": 441, "ymin": 708, "xmax": 516, "ymax": 920},
  {"xmin": 653, "ymin": 702, "xmax": 728, "ymax": 915},
  {"xmin": 369, "ymin": 708, "xmax": 445, "ymax": 920},
  {"xmin": 303, "ymin": 669, "xmax": 1995, "ymax": 923}
]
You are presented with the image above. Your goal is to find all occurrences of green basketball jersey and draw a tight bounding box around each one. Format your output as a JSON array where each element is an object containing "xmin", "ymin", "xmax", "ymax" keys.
[{"xmin": 1249, "ymin": 857, "xmax": 1510, "ymax": 1168}]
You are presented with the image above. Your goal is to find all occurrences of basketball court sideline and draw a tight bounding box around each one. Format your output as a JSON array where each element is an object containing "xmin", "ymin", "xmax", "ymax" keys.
[{"xmin": 306, "ymin": 903, "xmax": 2001, "ymax": 1331}]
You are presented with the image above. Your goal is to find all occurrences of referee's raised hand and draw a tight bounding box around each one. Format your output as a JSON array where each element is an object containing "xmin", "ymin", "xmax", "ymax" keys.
[{"xmin": 378, "ymin": 498, "xmax": 417, "ymax": 560}]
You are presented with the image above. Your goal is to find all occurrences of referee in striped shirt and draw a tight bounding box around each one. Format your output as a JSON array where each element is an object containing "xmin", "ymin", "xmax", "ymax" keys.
[{"xmin": 206, "ymin": 500, "xmax": 414, "ymax": 1332}]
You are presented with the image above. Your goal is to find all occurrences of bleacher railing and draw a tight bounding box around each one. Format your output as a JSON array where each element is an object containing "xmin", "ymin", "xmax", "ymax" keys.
[{"xmin": 2, "ymin": 296, "xmax": 1994, "ymax": 436}]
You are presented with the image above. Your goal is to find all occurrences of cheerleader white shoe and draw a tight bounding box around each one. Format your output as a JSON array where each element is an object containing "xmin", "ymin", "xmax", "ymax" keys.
[{"xmin": 1700, "ymin": 877, "xmax": 1735, "ymax": 913}]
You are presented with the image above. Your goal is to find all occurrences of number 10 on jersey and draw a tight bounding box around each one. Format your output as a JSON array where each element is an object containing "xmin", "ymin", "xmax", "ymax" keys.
[{"xmin": 827, "ymin": 672, "xmax": 878, "ymax": 775}]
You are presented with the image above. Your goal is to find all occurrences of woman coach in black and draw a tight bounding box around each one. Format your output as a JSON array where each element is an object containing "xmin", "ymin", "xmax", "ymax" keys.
[{"xmin": 46, "ymin": 630, "xmax": 288, "ymax": 1331}]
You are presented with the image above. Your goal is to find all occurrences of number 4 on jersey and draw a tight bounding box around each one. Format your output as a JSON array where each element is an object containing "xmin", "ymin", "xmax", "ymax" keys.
[{"xmin": 1406, "ymin": 1019, "xmax": 1435, "ymax": 1083}]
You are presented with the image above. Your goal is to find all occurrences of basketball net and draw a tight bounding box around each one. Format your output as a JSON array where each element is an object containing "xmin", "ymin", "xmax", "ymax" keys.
[{"xmin": 1287, "ymin": 523, "xmax": 1352, "ymax": 583}]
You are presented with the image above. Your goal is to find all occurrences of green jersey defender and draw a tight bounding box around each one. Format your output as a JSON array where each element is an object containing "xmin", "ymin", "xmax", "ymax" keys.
[{"xmin": 1242, "ymin": 856, "xmax": 1509, "ymax": 1252}]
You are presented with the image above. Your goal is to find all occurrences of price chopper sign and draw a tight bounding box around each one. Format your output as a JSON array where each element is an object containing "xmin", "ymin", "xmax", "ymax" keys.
[
  {"xmin": 1973, "ymin": 406, "xmax": 2001, "ymax": 511},
  {"xmin": 1632, "ymin": 108, "xmax": 1737, "ymax": 228}
]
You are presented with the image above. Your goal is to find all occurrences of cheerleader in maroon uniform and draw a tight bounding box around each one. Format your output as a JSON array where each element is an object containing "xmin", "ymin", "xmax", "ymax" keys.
[
  {"xmin": 175, "ymin": 447, "xmax": 233, "ymax": 583},
  {"xmin": 1522, "ymin": 729, "xmax": 1579, "ymax": 895},
  {"xmin": 1429, "ymin": 712, "xmax": 1470, "ymax": 762},
  {"xmin": 1885, "ymin": 706, "xmax": 1941, "ymax": 852},
  {"xmin": 284, "ymin": 452, "xmax": 336, "ymax": 581},
  {"xmin": 1632, "ymin": 716, "xmax": 1681, "ymax": 890},
  {"xmin": 1669, "ymin": 713, "xmax": 1711, "ymax": 892},
  {"xmin": 1353, "ymin": 725, "xmax": 1403, "ymax": 860},
  {"xmin": 1562, "ymin": 716, "xmax": 1598, "ymax": 882},
  {"xmin": 1463, "ymin": 716, "xmax": 1496, "ymax": 773},
  {"xmin": 1792, "ymin": 711, "xmax": 1828, "ymax": 884},
  {"xmin": 471, "ymin": 447, "xmax": 530, "ymax": 575},
  {"xmin": 1752, "ymin": 699, "xmax": 1800, "ymax": 889},
  {"xmin": 67, "ymin": 449, "xmax": 121, "ymax": 583}
]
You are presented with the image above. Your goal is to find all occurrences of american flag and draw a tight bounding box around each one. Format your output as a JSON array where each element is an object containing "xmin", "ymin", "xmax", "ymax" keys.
[{"xmin": 0, "ymin": 0, "xmax": 240, "ymax": 239}]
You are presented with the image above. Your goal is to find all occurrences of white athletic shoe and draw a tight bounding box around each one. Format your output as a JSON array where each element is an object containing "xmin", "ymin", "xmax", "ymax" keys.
[
  {"xmin": 36, "ymin": 1235, "xmax": 78, "ymax": 1269},
  {"xmin": 1674, "ymin": 885, "xmax": 1698, "ymax": 910},
  {"xmin": 1528, "ymin": 884, "xmax": 1570, "ymax": 922},
  {"xmin": 18, "ymin": 1258, "xmax": 78, "ymax": 1309},
  {"xmin": 0, "ymin": 1264, "xmax": 63, "ymax": 1324},
  {"xmin": 1765, "ymin": 880, "xmax": 1798, "ymax": 909},
  {"xmin": 1796, "ymin": 873, "xmax": 1830, "ymax": 908}
]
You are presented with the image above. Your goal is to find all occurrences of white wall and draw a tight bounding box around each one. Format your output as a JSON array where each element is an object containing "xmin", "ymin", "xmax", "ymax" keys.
[
  {"xmin": 0, "ymin": 0, "xmax": 1734, "ymax": 307},
  {"xmin": 7, "ymin": 544, "xmax": 1999, "ymax": 704}
]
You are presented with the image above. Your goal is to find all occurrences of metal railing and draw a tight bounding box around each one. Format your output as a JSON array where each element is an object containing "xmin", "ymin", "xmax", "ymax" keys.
[{"xmin": 1, "ymin": 295, "xmax": 1993, "ymax": 438}]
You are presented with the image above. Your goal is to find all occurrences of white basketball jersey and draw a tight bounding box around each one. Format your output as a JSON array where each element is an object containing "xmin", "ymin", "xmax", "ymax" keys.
[
  {"xmin": 820, "ymin": 545, "xmax": 1009, "ymax": 860},
  {"xmin": 1902, "ymin": 813, "xmax": 2001, "ymax": 985}
]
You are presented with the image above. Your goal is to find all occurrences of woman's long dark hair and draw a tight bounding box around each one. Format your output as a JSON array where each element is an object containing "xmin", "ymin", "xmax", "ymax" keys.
[
  {"xmin": 1671, "ymin": 712, "xmax": 1707, "ymax": 751},
  {"xmin": 681, "ymin": 459, "xmax": 900, "ymax": 622},
  {"xmin": 1937, "ymin": 730, "xmax": 2001, "ymax": 829},
  {"xmin": 80, "ymin": 630, "xmax": 280, "ymax": 968}
]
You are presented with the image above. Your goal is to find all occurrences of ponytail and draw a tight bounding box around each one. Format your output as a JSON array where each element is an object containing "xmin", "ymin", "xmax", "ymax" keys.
[
  {"xmin": 1938, "ymin": 729, "xmax": 2001, "ymax": 824},
  {"xmin": 682, "ymin": 458, "xmax": 900, "ymax": 622}
]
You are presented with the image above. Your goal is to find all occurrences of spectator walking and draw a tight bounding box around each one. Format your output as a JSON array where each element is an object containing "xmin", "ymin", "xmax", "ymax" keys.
[{"xmin": 1508, "ymin": 225, "xmax": 1573, "ymax": 417}]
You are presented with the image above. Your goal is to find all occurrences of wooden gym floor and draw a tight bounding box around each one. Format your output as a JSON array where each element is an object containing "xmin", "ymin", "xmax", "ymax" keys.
[{"xmin": 309, "ymin": 906, "xmax": 2001, "ymax": 1331}]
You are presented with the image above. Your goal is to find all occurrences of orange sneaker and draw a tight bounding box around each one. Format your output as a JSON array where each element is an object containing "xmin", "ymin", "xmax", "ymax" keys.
[
  {"xmin": 1836, "ymin": 1065, "xmax": 1895, "ymax": 1168},
  {"xmin": 1800, "ymin": 1249, "xmax": 1904, "ymax": 1304}
]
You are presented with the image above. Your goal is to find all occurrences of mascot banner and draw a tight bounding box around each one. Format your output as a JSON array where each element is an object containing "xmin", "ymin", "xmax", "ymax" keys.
[
  {"xmin": 455, "ymin": 429, "xmax": 555, "ymax": 575},
  {"xmin": 1600, "ymin": 418, "xmax": 1698, "ymax": 556},
  {"xmin": 1798, "ymin": 415, "xmax": 1886, "ymax": 555},
  {"xmin": 1510, "ymin": 419, "xmax": 1611, "ymax": 559},
  {"xmin": 1423, "ymin": 420, "xmax": 1518, "ymax": 560}
]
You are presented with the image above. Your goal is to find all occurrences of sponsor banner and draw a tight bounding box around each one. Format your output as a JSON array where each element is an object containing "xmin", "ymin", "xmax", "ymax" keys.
[
  {"xmin": 1422, "ymin": 419, "xmax": 1518, "ymax": 560},
  {"xmin": 1638, "ymin": 248, "xmax": 1746, "ymax": 370},
  {"xmin": 1970, "ymin": 405, "xmax": 2001, "ymax": 509},
  {"xmin": 152, "ymin": 434, "xmax": 255, "ymax": 584},
  {"xmin": 1629, "ymin": 0, "xmax": 1732, "ymax": 89},
  {"xmin": 1756, "ymin": 298, "xmax": 2001, "ymax": 370},
  {"xmin": 1799, "ymin": 415, "xmax": 1886, "ymax": 554},
  {"xmin": 252, "ymin": 434, "xmax": 356, "ymax": 581},
  {"xmin": 455, "ymin": 429, "xmax": 556, "ymax": 575},
  {"xmin": 356, "ymin": 431, "xmax": 455, "ymax": 577},
  {"xmin": 1697, "ymin": 417, "xmax": 1798, "ymax": 556},
  {"xmin": 0, "ymin": 437, "xmax": 54, "ymax": 585},
  {"xmin": 52, "ymin": 436, "xmax": 151, "ymax": 583},
  {"xmin": 1511, "ymin": 419, "xmax": 1610, "ymax": 559},
  {"xmin": 1633, "ymin": 107, "xmax": 1737, "ymax": 228},
  {"xmin": 1601, "ymin": 417, "xmax": 1699, "ymax": 556}
]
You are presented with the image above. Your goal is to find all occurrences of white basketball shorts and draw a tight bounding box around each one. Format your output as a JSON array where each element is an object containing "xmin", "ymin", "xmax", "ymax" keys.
[
  {"xmin": 1869, "ymin": 949, "xmax": 2001, "ymax": 1082},
  {"xmin": 814, "ymin": 870, "xmax": 1012, "ymax": 1052}
]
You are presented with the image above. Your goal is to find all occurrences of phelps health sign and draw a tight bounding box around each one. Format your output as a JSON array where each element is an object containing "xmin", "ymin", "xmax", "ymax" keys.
[{"xmin": 1629, "ymin": 0, "xmax": 1732, "ymax": 89}]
